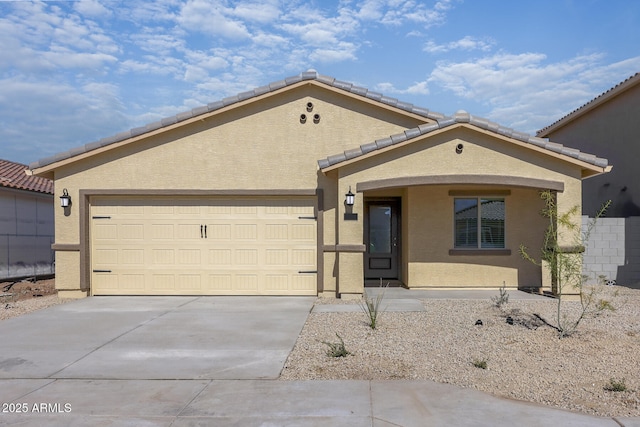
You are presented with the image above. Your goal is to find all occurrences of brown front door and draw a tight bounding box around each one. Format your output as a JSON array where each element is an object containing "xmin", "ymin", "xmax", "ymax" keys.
[{"xmin": 364, "ymin": 200, "xmax": 399, "ymax": 280}]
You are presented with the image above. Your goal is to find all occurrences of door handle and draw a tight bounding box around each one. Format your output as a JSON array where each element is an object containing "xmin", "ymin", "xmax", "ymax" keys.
[
  {"xmin": 393, "ymin": 237, "xmax": 397, "ymax": 247},
  {"xmin": 200, "ymin": 225, "xmax": 203, "ymax": 238},
  {"xmin": 204, "ymin": 225, "xmax": 207, "ymax": 239}
]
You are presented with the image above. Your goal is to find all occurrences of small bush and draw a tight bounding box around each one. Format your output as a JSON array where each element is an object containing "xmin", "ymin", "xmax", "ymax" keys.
[
  {"xmin": 360, "ymin": 281, "xmax": 387, "ymax": 329},
  {"xmin": 491, "ymin": 282, "xmax": 509, "ymax": 309},
  {"xmin": 321, "ymin": 333, "xmax": 350, "ymax": 358},
  {"xmin": 472, "ymin": 358, "xmax": 488, "ymax": 369},
  {"xmin": 596, "ymin": 299, "xmax": 616, "ymax": 312},
  {"xmin": 605, "ymin": 378, "xmax": 627, "ymax": 392}
]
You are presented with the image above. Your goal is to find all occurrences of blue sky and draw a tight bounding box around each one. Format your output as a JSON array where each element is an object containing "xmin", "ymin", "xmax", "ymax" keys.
[{"xmin": 1, "ymin": 0, "xmax": 639, "ymax": 166}]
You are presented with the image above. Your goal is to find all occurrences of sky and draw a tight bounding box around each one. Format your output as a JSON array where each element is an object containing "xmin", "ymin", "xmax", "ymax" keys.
[{"xmin": 1, "ymin": 0, "xmax": 639, "ymax": 166}]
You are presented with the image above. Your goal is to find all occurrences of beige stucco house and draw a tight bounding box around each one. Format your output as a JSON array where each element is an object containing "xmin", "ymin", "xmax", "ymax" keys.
[{"xmin": 28, "ymin": 71, "xmax": 611, "ymax": 298}]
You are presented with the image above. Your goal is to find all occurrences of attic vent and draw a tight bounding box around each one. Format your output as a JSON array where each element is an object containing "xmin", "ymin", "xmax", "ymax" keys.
[
  {"xmin": 306, "ymin": 102, "xmax": 314, "ymax": 112},
  {"xmin": 300, "ymin": 114, "xmax": 307, "ymax": 124}
]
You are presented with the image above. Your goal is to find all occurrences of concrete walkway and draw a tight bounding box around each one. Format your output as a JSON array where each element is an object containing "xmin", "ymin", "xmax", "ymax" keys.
[{"xmin": 0, "ymin": 293, "xmax": 638, "ymax": 426}]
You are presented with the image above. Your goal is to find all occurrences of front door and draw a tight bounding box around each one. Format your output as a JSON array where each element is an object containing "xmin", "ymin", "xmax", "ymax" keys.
[{"xmin": 364, "ymin": 199, "xmax": 399, "ymax": 280}]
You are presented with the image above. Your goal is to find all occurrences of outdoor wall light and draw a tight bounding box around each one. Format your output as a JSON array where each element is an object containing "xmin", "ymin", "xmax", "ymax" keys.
[
  {"xmin": 345, "ymin": 186, "xmax": 355, "ymax": 206},
  {"xmin": 60, "ymin": 188, "xmax": 71, "ymax": 208}
]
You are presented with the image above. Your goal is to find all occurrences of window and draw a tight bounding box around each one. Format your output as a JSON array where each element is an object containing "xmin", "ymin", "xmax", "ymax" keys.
[{"xmin": 454, "ymin": 198, "xmax": 505, "ymax": 249}]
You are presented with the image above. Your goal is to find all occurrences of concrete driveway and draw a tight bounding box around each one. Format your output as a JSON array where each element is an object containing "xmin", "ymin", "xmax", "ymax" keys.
[
  {"xmin": 1, "ymin": 295, "xmax": 637, "ymax": 426},
  {"xmin": 0, "ymin": 296, "xmax": 315, "ymax": 380}
]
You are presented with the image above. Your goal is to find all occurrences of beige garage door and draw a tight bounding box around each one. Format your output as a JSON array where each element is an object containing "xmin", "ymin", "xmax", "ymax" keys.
[{"xmin": 90, "ymin": 196, "xmax": 317, "ymax": 296}]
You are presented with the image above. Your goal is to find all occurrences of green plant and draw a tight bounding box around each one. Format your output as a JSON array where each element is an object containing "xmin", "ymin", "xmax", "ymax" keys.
[
  {"xmin": 605, "ymin": 378, "xmax": 627, "ymax": 392},
  {"xmin": 472, "ymin": 358, "xmax": 487, "ymax": 369},
  {"xmin": 595, "ymin": 298, "xmax": 616, "ymax": 312},
  {"xmin": 491, "ymin": 282, "xmax": 510, "ymax": 308},
  {"xmin": 321, "ymin": 333, "xmax": 351, "ymax": 358},
  {"xmin": 519, "ymin": 190, "xmax": 611, "ymax": 338},
  {"xmin": 359, "ymin": 279, "xmax": 388, "ymax": 329}
]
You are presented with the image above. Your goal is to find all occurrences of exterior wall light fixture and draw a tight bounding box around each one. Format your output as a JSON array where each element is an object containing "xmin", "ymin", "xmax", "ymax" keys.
[
  {"xmin": 60, "ymin": 188, "xmax": 71, "ymax": 208},
  {"xmin": 345, "ymin": 187, "xmax": 355, "ymax": 206}
]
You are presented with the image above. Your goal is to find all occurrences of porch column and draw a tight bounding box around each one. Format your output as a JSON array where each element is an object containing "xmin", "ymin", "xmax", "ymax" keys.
[
  {"xmin": 553, "ymin": 178, "xmax": 584, "ymax": 297},
  {"xmin": 336, "ymin": 179, "xmax": 365, "ymax": 299}
]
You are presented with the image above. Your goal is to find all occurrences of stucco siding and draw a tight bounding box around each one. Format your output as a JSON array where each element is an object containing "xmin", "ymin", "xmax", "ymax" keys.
[
  {"xmin": 53, "ymin": 87, "xmax": 425, "ymax": 245},
  {"xmin": 405, "ymin": 186, "xmax": 546, "ymax": 288},
  {"xmin": 340, "ymin": 127, "xmax": 581, "ymax": 186},
  {"xmin": 334, "ymin": 126, "xmax": 581, "ymax": 289},
  {"xmin": 543, "ymin": 82, "xmax": 640, "ymax": 217}
]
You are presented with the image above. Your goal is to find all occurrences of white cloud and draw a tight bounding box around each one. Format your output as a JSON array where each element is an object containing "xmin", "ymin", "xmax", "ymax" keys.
[
  {"xmin": 232, "ymin": 0, "xmax": 281, "ymax": 23},
  {"xmin": 379, "ymin": 0, "xmax": 456, "ymax": 27},
  {"xmin": 74, "ymin": 0, "xmax": 112, "ymax": 18},
  {"xmin": 310, "ymin": 44, "xmax": 358, "ymax": 63},
  {"xmin": 178, "ymin": 0, "xmax": 251, "ymax": 39},
  {"xmin": 0, "ymin": 78, "xmax": 128, "ymax": 162},
  {"xmin": 375, "ymin": 80, "xmax": 430, "ymax": 96},
  {"xmin": 427, "ymin": 52, "xmax": 640, "ymax": 133},
  {"xmin": 424, "ymin": 36, "xmax": 495, "ymax": 54}
]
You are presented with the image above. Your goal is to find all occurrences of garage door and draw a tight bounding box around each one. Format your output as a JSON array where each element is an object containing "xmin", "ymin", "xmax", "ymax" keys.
[{"xmin": 90, "ymin": 197, "xmax": 317, "ymax": 295}]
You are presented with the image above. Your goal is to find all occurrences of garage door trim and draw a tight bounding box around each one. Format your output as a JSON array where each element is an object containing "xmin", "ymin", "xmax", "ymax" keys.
[{"xmin": 77, "ymin": 189, "xmax": 323, "ymax": 294}]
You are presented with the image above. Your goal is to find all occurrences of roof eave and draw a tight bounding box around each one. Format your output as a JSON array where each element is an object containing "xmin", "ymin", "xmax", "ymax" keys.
[
  {"xmin": 29, "ymin": 76, "xmax": 438, "ymax": 177},
  {"xmin": 319, "ymin": 123, "xmax": 612, "ymax": 177},
  {"xmin": 538, "ymin": 73, "xmax": 640, "ymax": 137}
]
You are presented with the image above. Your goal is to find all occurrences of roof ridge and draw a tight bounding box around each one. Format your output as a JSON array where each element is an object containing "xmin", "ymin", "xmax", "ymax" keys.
[
  {"xmin": 537, "ymin": 72, "xmax": 640, "ymax": 136},
  {"xmin": 29, "ymin": 70, "xmax": 446, "ymax": 170},
  {"xmin": 0, "ymin": 158, "xmax": 54, "ymax": 194},
  {"xmin": 318, "ymin": 109, "xmax": 609, "ymax": 170}
]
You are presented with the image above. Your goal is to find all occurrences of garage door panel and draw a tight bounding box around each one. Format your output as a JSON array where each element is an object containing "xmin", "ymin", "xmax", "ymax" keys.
[{"xmin": 91, "ymin": 197, "xmax": 317, "ymax": 296}]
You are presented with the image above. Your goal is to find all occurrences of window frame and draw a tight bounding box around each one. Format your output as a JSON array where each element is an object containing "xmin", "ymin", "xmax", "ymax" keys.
[{"xmin": 449, "ymin": 191, "xmax": 511, "ymax": 256}]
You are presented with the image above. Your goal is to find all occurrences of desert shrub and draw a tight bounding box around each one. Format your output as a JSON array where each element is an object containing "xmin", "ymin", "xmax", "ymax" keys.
[
  {"xmin": 604, "ymin": 378, "xmax": 627, "ymax": 392},
  {"xmin": 321, "ymin": 333, "xmax": 350, "ymax": 358}
]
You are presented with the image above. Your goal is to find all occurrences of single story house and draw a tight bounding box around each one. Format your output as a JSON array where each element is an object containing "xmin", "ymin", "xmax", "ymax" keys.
[
  {"xmin": 1, "ymin": 159, "xmax": 54, "ymax": 280},
  {"xmin": 28, "ymin": 71, "xmax": 611, "ymax": 299}
]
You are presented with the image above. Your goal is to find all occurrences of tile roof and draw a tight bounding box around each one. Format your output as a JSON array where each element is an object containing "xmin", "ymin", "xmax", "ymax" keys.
[
  {"xmin": 0, "ymin": 159, "xmax": 53, "ymax": 194},
  {"xmin": 29, "ymin": 70, "xmax": 445, "ymax": 170},
  {"xmin": 27, "ymin": 70, "xmax": 609, "ymax": 174},
  {"xmin": 317, "ymin": 110, "xmax": 610, "ymax": 170},
  {"xmin": 537, "ymin": 73, "xmax": 640, "ymax": 137}
]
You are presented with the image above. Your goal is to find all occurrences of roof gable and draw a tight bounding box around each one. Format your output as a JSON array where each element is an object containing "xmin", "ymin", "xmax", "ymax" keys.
[
  {"xmin": 537, "ymin": 73, "xmax": 640, "ymax": 137},
  {"xmin": 318, "ymin": 110, "xmax": 610, "ymax": 178},
  {"xmin": 29, "ymin": 70, "xmax": 444, "ymax": 174},
  {"xmin": 0, "ymin": 159, "xmax": 53, "ymax": 194}
]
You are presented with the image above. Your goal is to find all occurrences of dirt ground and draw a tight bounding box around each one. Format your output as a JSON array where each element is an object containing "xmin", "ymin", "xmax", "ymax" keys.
[{"xmin": 0, "ymin": 277, "xmax": 57, "ymax": 303}]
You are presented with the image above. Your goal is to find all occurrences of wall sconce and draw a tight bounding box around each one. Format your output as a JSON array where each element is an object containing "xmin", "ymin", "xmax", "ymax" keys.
[
  {"xmin": 60, "ymin": 188, "xmax": 71, "ymax": 208},
  {"xmin": 344, "ymin": 186, "xmax": 357, "ymax": 220},
  {"xmin": 345, "ymin": 187, "xmax": 355, "ymax": 206}
]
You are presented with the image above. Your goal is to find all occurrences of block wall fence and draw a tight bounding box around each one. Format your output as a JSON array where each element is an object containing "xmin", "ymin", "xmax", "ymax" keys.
[{"xmin": 582, "ymin": 216, "xmax": 640, "ymax": 287}]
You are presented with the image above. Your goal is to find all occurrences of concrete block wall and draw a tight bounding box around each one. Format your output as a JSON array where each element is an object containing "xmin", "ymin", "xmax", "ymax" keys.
[{"xmin": 582, "ymin": 216, "xmax": 640, "ymax": 286}]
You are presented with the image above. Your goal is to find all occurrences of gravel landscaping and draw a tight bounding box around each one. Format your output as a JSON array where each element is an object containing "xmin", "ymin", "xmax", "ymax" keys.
[
  {"xmin": 281, "ymin": 285, "xmax": 640, "ymax": 418},
  {"xmin": 3, "ymin": 279, "xmax": 638, "ymax": 417},
  {"xmin": 0, "ymin": 279, "xmax": 69, "ymax": 321}
]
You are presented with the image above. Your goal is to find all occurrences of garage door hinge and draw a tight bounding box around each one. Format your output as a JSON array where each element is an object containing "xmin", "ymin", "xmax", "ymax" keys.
[
  {"xmin": 298, "ymin": 270, "xmax": 318, "ymax": 274},
  {"xmin": 92, "ymin": 269, "xmax": 112, "ymax": 273},
  {"xmin": 92, "ymin": 216, "xmax": 111, "ymax": 219},
  {"xmin": 298, "ymin": 216, "xmax": 317, "ymax": 220}
]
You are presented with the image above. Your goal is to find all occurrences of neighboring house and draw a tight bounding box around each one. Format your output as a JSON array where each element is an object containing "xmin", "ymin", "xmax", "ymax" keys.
[
  {"xmin": 538, "ymin": 73, "xmax": 640, "ymax": 286},
  {"xmin": 538, "ymin": 73, "xmax": 640, "ymax": 217},
  {"xmin": 28, "ymin": 71, "xmax": 611, "ymax": 299},
  {"xmin": 0, "ymin": 159, "xmax": 54, "ymax": 281}
]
